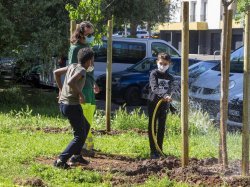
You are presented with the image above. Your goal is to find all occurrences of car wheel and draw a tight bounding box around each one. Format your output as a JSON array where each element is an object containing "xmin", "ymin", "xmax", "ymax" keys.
[{"xmin": 124, "ymin": 86, "xmax": 142, "ymax": 106}]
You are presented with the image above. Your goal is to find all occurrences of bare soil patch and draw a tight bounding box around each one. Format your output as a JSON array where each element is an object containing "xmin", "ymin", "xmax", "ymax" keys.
[
  {"xmin": 36, "ymin": 152, "xmax": 250, "ymax": 186},
  {"xmin": 19, "ymin": 126, "xmax": 70, "ymax": 134},
  {"xmin": 14, "ymin": 177, "xmax": 47, "ymax": 187}
]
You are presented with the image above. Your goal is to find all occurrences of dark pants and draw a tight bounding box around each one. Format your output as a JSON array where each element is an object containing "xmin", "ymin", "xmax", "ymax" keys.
[
  {"xmin": 59, "ymin": 103, "xmax": 90, "ymax": 162},
  {"xmin": 148, "ymin": 100, "xmax": 169, "ymax": 154}
]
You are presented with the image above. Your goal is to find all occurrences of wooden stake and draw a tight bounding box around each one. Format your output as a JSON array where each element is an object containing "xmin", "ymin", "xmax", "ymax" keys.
[
  {"xmin": 106, "ymin": 19, "xmax": 113, "ymax": 132},
  {"xmin": 219, "ymin": 3, "xmax": 229, "ymax": 169},
  {"xmin": 70, "ymin": 20, "xmax": 76, "ymax": 38},
  {"xmin": 242, "ymin": 5, "xmax": 250, "ymax": 176},
  {"xmin": 181, "ymin": 1, "xmax": 189, "ymax": 167}
]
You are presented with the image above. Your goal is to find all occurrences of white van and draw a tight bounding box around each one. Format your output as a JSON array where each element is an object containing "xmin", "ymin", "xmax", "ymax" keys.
[{"xmin": 93, "ymin": 37, "xmax": 180, "ymax": 78}]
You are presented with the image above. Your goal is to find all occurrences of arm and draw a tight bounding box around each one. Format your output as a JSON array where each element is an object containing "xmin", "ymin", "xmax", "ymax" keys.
[
  {"xmin": 67, "ymin": 71, "xmax": 85, "ymax": 103},
  {"xmin": 54, "ymin": 67, "xmax": 68, "ymax": 90},
  {"xmin": 87, "ymin": 71, "xmax": 100, "ymax": 94}
]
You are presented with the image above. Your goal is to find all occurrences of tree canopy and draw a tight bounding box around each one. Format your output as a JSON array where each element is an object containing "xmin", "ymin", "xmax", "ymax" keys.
[
  {"xmin": 0, "ymin": 0, "xmax": 75, "ymax": 65},
  {"xmin": 0, "ymin": 0, "xmax": 174, "ymax": 67}
]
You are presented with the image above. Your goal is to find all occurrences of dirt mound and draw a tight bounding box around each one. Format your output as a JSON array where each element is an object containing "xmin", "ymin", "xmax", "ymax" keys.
[
  {"xmin": 14, "ymin": 177, "xmax": 47, "ymax": 187},
  {"xmin": 36, "ymin": 153, "xmax": 250, "ymax": 186}
]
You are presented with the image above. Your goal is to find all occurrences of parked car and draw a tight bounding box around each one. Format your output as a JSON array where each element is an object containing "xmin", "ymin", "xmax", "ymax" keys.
[
  {"xmin": 93, "ymin": 37, "xmax": 180, "ymax": 79},
  {"xmin": 188, "ymin": 60, "xmax": 220, "ymax": 84},
  {"xmin": 0, "ymin": 58, "xmax": 16, "ymax": 80},
  {"xmin": 216, "ymin": 92, "xmax": 243, "ymax": 127},
  {"xmin": 112, "ymin": 31, "xmax": 131, "ymax": 37},
  {"xmin": 96, "ymin": 57, "xmax": 200, "ymax": 105},
  {"xmin": 136, "ymin": 30, "xmax": 149, "ymax": 38},
  {"xmin": 141, "ymin": 59, "xmax": 220, "ymax": 101},
  {"xmin": 189, "ymin": 46, "xmax": 244, "ymax": 118}
]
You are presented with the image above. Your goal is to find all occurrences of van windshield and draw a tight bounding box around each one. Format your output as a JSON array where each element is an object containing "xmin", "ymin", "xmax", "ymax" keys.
[
  {"xmin": 151, "ymin": 42, "xmax": 180, "ymax": 57},
  {"xmin": 211, "ymin": 46, "xmax": 243, "ymax": 73}
]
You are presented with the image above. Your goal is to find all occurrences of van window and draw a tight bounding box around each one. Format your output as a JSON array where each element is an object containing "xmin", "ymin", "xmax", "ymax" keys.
[
  {"xmin": 93, "ymin": 41, "xmax": 146, "ymax": 64},
  {"xmin": 93, "ymin": 43, "xmax": 107, "ymax": 62},
  {"xmin": 151, "ymin": 42, "xmax": 180, "ymax": 57}
]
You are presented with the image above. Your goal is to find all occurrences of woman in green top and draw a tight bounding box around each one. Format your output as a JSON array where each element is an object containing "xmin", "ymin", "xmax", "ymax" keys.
[{"xmin": 68, "ymin": 21, "xmax": 99, "ymax": 153}]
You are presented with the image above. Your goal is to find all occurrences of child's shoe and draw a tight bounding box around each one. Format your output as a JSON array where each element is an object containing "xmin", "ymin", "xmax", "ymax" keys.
[
  {"xmin": 53, "ymin": 159, "xmax": 70, "ymax": 169},
  {"xmin": 150, "ymin": 152, "xmax": 160, "ymax": 159},
  {"xmin": 69, "ymin": 155, "xmax": 90, "ymax": 166}
]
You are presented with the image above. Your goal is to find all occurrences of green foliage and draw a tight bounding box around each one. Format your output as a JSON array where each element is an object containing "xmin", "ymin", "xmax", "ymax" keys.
[
  {"xmin": 31, "ymin": 164, "xmax": 102, "ymax": 185},
  {"xmin": 141, "ymin": 176, "xmax": 190, "ymax": 187},
  {"xmin": 0, "ymin": 0, "xmax": 72, "ymax": 64},
  {"xmin": 65, "ymin": 0, "xmax": 106, "ymax": 44},
  {"xmin": 101, "ymin": 0, "xmax": 171, "ymax": 35},
  {"xmin": 236, "ymin": 0, "xmax": 250, "ymax": 21},
  {"xmin": 112, "ymin": 107, "xmax": 148, "ymax": 130}
]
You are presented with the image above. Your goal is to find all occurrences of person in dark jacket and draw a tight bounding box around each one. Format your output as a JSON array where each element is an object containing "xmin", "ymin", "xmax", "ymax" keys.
[{"xmin": 147, "ymin": 52, "xmax": 174, "ymax": 159}]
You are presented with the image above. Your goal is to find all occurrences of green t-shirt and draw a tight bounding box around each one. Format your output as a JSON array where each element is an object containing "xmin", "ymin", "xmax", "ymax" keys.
[
  {"xmin": 59, "ymin": 64, "xmax": 86, "ymax": 105},
  {"xmin": 68, "ymin": 42, "xmax": 88, "ymax": 64},
  {"xmin": 68, "ymin": 42, "xmax": 96, "ymax": 105}
]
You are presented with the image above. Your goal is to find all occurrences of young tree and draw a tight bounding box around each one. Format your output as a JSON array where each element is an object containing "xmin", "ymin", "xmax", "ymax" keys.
[
  {"xmin": 66, "ymin": 0, "xmax": 106, "ymax": 43},
  {"xmin": 219, "ymin": 0, "xmax": 234, "ymax": 169}
]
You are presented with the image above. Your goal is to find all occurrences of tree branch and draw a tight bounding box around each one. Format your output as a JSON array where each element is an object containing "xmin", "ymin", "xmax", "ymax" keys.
[
  {"xmin": 227, "ymin": 0, "xmax": 235, "ymax": 6},
  {"xmin": 104, "ymin": 0, "xmax": 117, "ymax": 10},
  {"xmin": 221, "ymin": 0, "xmax": 235, "ymax": 7}
]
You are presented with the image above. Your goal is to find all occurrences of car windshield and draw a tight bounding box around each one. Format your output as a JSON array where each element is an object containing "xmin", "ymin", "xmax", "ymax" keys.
[
  {"xmin": 189, "ymin": 61, "xmax": 218, "ymax": 78},
  {"xmin": 127, "ymin": 58, "xmax": 156, "ymax": 72},
  {"xmin": 212, "ymin": 46, "xmax": 243, "ymax": 73}
]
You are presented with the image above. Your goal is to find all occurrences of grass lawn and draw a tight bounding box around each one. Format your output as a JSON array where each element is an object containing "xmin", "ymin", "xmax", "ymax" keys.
[{"xmin": 0, "ymin": 85, "xmax": 243, "ymax": 186}]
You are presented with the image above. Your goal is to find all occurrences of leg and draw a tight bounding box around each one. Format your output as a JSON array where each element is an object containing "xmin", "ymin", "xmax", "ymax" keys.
[
  {"xmin": 156, "ymin": 104, "xmax": 167, "ymax": 151},
  {"xmin": 59, "ymin": 104, "xmax": 90, "ymax": 162},
  {"xmin": 148, "ymin": 101, "xmax": 157, "ymax": 155}
]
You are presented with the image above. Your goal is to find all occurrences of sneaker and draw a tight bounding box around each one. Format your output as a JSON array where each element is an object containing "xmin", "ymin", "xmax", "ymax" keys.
[
  {"xmin": 81, "ymin": 148, "xmax": 95, "ymax": 157},
  {"xmin": 53, "ymin": 159, "xmax": 70, "ymax": 169},
  {"xmin": 69, "ymin": 155, "xmax": 90, "ymax": 166},
  {"xmin": 150, "ymin": 153, "xmax": 160, "ymax": 159}
]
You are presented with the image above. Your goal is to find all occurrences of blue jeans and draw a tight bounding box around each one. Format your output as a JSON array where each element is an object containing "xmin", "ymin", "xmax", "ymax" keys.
[{"xmin": 59, "ymin": 103, "xmax": 90, "ymax": 162}]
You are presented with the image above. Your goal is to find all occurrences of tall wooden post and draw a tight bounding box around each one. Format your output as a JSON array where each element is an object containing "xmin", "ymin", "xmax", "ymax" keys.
[
  {"xmin": 70, "ymin": 20, "xmax": 76, "ymax": 38},
  {"xmin": 106, "ymin": 19, "xmax": 113, "ymax": 132},
  {"xmin": 242, "ymin": 5, "xmax": 250, "ymax": 176},
  {"xmin": 181, "ymin": 1, "xmax": 189, "ymax": 167},
  {"xmin": 219, "ymin": 3, "xmax": 229, "ymax": 169}
]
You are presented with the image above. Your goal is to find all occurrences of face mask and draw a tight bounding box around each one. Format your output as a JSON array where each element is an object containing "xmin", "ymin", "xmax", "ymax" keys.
[
  {"xmin": 85, "ymin": 36, "xmax": 94, "ymax": 44},
  {"xmin": 86, "ymin": 65, "xmax": 94, "ymax": 72},
  {"xmin": 157, "ymin": 64, "xmax": 169, "ymax": 72}
]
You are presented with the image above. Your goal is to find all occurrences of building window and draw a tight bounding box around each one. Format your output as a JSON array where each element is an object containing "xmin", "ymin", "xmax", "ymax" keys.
[
  {"xmin": 190, "ymin": 1, "xmax": 196, "ymax": 22},
  {"xmin": 202, "ymin": 1, "xmax": 207, "ymax": 21}
]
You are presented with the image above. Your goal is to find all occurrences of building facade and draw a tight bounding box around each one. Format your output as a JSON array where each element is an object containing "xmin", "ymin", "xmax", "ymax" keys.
[{"xmin": 158, "ymin": 0, "xmax": 243, "ymax": 55}]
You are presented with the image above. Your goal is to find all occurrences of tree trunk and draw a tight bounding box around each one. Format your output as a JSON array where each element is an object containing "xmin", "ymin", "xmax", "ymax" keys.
[
  {"xmin": 219, "ymin": 0, "xmax": 233, "ymax": 170},
  {"xmin": 130, "ymin": 22, "xmax": 138, "ymax": 38}
]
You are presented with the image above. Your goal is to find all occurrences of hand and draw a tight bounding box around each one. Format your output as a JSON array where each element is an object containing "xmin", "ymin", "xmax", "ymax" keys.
[
  {"xmin": 79, "ymin": 95, "xmax": 85, "ymax": 104},
  {"xmin": 94, "ymin": 84, "xmax": 100, "ymax": 94},
  {"xmin": 57, "ymin": 90, "xmax": 61, "ymax": 102},
  {"xmin": 163, "ymin": 96, "xmax": 172, "ymax": 102}
]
